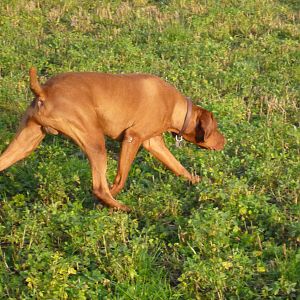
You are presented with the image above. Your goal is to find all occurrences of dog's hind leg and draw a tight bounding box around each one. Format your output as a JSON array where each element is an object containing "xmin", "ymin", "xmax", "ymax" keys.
[{"xmin": 0, "ymin": 121, "xmax": 45, "ymax": 171}]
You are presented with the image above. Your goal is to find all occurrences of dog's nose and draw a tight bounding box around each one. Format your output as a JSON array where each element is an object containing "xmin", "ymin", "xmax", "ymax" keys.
[{"xmin": 212, "ymin": 136, "xmax": 226, "ymax": 151}]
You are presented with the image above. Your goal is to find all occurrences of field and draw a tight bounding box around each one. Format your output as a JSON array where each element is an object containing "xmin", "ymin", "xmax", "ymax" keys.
[{"xmin": 0, "ymin": 0, "xmax": 299, "ymax": 299}]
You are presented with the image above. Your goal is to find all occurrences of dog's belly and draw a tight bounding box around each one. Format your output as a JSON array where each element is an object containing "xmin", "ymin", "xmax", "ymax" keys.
[{"xmin": 94, "ymin": 101, "xmax": 170, "ymax": 141}]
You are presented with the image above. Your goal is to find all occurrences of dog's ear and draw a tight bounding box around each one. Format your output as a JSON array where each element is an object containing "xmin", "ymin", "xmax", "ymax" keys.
[{"xmin": 196, "ymin": 110, "xmax": 216, "ymax": 142}]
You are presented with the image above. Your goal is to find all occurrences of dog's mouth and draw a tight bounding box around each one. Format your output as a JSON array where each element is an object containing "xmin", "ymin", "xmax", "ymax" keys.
[
  {"xmin": 198, "ymin": 145, "xmax": 224, "ymax": 151},
  {"xmin": 198, "ymin": 145, "xmax": 219, "ymax": 151},
  {"xmin": 197, "ymin": 134, "xmax": 226, "ymax": 151}
]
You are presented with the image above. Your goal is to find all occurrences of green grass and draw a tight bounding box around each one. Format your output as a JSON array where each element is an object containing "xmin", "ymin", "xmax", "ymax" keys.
[{"xmin": 0, "ymin": 0, "xmax": 299, "ymax": 299}]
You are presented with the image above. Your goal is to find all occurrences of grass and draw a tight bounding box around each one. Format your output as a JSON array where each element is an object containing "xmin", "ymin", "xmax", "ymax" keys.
[{"xmin": 0, "ymin": 0, "xmax": 299, "ymax": 299}]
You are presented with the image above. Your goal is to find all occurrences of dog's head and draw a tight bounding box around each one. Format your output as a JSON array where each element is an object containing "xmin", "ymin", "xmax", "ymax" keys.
[{"xmin": 184, "ymin": 108, "xmax": 225, "ymax": 151}]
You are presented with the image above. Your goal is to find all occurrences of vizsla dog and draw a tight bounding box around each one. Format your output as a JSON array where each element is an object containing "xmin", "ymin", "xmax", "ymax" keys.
[{"xmin": 0, "ymin": 68, "xmax": 225, "ymax": 211}]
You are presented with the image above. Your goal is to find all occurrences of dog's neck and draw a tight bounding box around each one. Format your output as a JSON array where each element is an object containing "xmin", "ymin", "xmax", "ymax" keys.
[{"xmin": 170, "ymin": 97, "xmax": 197, "ymax": 135}]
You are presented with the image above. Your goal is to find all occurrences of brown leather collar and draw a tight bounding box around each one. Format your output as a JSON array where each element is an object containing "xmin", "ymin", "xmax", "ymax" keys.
[{"xmin": 177, "ymin": 97, "xmax": 193, "ymax": 137}]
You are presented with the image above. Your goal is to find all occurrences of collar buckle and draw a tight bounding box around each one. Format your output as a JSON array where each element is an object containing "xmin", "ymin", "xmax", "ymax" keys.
[{"xmin": 175, "ymin": 135, "xmax": 183, "ymax": 147}]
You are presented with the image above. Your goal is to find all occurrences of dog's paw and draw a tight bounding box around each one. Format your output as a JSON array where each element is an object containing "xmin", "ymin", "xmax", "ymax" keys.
[
  {"xmin": 190, "ymin": 174, "xmax": 201, "ymax": 184},
  {"xmin": 94, "ymin": 201, "xmax": 131, "ymax": 213},
  {"xmin": 109, "ymin": 203, "xmax": 131, "ymax": 213}
]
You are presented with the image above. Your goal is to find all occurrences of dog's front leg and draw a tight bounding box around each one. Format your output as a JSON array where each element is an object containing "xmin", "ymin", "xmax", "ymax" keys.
[
  {"xmin": 110, "ymin": 130, "xmax": 142, "ymax": 197},
  {"xmin": 143, "ymin": 135, "xmax": 200, "ymax": 184},
  {"xmin": 65, "ymin": 127, "xmax": 130, "ymax": 212},
  {"xmin": 87, "ymin": 146, "xmax": 130, "ymax": 212}
]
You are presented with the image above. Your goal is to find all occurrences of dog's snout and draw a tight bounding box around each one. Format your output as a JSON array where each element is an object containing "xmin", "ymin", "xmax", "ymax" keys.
[{"xmin": 214, "ymin": 135, "xmax": 226, "ymax": 151}]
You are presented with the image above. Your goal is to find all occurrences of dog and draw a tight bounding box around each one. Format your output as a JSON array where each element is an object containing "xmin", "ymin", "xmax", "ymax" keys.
[{"xmin": 0, "ymin": 68, "xmax": 225, "ymax": 211}]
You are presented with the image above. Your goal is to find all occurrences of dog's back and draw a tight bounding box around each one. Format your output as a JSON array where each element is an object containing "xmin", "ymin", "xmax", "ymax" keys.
[{"xmin": 37, "ymin": 72, "xmax": 184, "ymax": 140}]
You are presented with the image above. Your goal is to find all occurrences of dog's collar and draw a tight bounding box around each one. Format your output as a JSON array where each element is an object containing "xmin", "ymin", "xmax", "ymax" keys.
[{"xmin": 175, "ymin": 97, "xmax": 193, "ymax": 147}]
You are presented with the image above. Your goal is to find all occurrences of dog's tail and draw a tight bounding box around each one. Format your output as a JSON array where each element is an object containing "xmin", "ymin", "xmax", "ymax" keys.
[{"xmin": 29, "ymin": 67, "xmax": 46, "ymax": 100}]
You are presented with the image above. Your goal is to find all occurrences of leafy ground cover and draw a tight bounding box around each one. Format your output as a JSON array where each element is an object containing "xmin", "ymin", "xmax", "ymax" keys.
[{"xmin": 0, "ymin": 0, "xmax": 299, "ymax": 299}]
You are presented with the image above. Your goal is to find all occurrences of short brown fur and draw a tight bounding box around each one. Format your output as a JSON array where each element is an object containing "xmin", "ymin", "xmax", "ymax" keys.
[{"xmin": 0, "ymin": 68, "xmax": 225, "ymax": 211}]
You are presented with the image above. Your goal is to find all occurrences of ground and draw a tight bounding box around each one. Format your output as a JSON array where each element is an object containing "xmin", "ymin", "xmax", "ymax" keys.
[{"xmin": 0, "ymin": 1, "xmax": 299, "ymax": 299}]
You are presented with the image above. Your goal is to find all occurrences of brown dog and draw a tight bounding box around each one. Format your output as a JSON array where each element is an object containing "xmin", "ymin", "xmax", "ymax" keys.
[{"xmin": 0, "ymin": 68, "xmax": 225, "ymax": 211}]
